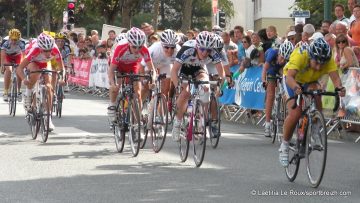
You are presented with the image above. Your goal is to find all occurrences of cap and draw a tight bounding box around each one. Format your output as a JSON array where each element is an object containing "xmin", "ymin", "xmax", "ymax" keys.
[
  {"xmin": 309, "ymin": 32, "xmax": 324, "ymax": 41},
  {"xmin": 287, "ymin": 31, "xmax": 296, "ymax": 37},
  {"xmin": 303, "ymin": 24, "xmax": 315, "ymax": 35}
]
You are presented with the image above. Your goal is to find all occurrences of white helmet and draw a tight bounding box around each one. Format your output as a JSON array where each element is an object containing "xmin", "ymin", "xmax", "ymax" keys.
[
  {"xmin": 196, "ymin": 31, "xmax": 215, "ymax": 49},
  {"xmin": 115, "ymin": 33, "xmax": 126, "ymax": 44},
  {"xmin": 160, "ymin": 29, "xmax": 178, "ymax": 47},
  {"xmin": 126, "ymin": 27, "xmax": 146, "ymax": 47},
  {"xmin": 279, "ymin": 41, "xmax": 294, "ymax": 60},
  {"xmin": 37, "ymin": 33, "xmax": 55, "ymax": 50},
  {"xmin": 212, "ymin": 34, "xmax": 224, "ymax": 49}
]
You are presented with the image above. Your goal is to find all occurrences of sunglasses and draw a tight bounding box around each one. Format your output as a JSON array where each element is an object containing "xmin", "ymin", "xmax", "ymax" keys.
[
  {"xmin": 336, "ymin": 40, "xmax": 347, "ymax": 44},
  {"xmin": 311, "ymin": 58, "xmax": 326, "ymax": 65},
  {"xmin": 198, "ymin": 47, "xmax": 212, "ymax": 53},
  {"xmin": 163, "ymin": 46, "xmax": 175, "ymax": 50},
  {"xmin": 242, "ymin": 41, "xmax": 248, "ymax": 44},
  {"xmin": 287, "ymin": 37, "xmax": 295, "ymax": 41}
]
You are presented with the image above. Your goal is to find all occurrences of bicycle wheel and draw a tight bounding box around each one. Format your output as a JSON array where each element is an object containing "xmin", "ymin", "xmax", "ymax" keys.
[
  {"xmin": 8, "ymin": 78, "xmax": 17, "ymax": 116},
  {"xmin": 208, "ymin": 94, "xmax": 220, "ymax": 148},
  {"xmin": 271, "ymin": 97, "xmax": 281, "ymax": 144},
  {"xmin": 285, "ymin": 126, "xmax": 301, "ymax": 182},
  {"xmin": 193, "ymin": 100, "xmax": 207, "ymax": 167},
  {"xmin": 40, "ymin": 89, "xmax": 50, "ymax": 143},
  {"xmin": 114, "ymin": 98, "xmax": 126, "ymax": 153},
  {"xmin": 305, "ymin": 110, "xmax": 327, "ymax": 188},
  {"xmin": 152, "ymin": 93, "xmax": 168, "ymax": 153},
  {"xmin": 179, "ymin": 110, "xmax": 190, "ymax": 162},
  {"xmin": 128, "ymin": 96, "xmax": 141, "ymax": 157},
  {"xmin": 170, "ymin": 94, "xmax": 177, "ymax": 124},
  {"xmin": 140, "ymin": 99, "xmax": 150, "ymax": 149}
]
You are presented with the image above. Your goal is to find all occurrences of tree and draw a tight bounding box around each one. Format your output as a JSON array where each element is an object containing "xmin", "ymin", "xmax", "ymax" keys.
[
  {"xmin": 180, "ymin": 0, "xmax": 193, "ymax": 32},
  {"xmin": 293, "ymin": 0, "xmax": 349, "ymax": 27},
  {"xmin": 152, "ymin": 0, "xmax": 160, "ymax": 31}
]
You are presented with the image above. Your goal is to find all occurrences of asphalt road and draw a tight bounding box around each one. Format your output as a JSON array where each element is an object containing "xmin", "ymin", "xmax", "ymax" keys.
[{"xmin": 0, "ymin": 76, "xmax": 359, "ymax": 203}]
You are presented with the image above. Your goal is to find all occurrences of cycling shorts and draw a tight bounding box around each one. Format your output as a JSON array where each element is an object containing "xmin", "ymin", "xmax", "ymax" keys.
[
  {"xmin": 282, "ymin": 76, "xmax": 317, "ymax": 98},
  {"xmin": 5, "ymin": 54, "xmax": 22, "ymax": 64},
  {"xmin": 116, "ymin": 63, "xmax": 140, "ymax": 74},
  {"xmin": 179, "ymin": 65, "xmax": 207, "ymax": 79}
]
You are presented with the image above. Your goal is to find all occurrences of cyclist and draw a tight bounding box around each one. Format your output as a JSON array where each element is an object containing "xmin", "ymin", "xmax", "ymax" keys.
[
  {"xmin": 279, "ymin": 38, "xmax": 346, "ymax": 167},
  {"xmin": 1, "ymin": 29, "xmax": 26, "ymax": 102},
  {"xmin": 262, "ymin": 41, "xmax": 294, "ymax": 137},
  {"xmin": 107, "ymin": 27, "xmax": 156, "ymax": 122},
  {"xmin": 17, "ymin": 33, "xmax": 65, "ymax": 131},
  {"xmin": 206, "ymin": 34, "xmax": 231, "ymax": 76},
  {"xmin": 51, "ymin": 32, "xmax": 70, "ymax": 95},
  {"xmin": 171, "ymin": 31, "xmax": 229, "ymax": 141},
  {"xmin": 140, "ymin": 29, "xmax": 180, "ymax": 102}
]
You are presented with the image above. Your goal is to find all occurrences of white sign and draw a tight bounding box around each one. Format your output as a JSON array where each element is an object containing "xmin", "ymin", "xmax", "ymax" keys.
[{"xmin": 101, "ymin": 24, "xmax": 126, "ymax": 40}]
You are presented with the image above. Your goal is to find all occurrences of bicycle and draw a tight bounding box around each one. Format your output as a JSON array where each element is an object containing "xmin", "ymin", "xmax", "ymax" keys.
[
  {"xmin": 284, "ymin": 89, "xmax": 339, "ymax": 188},
  {"xmin": 208, "ymin": 74, "xmax": 222, "ymax": 148},
  {"xmin": 110, "ymin": 71, "xmax": 150, "ymax": 157},
  {"xmin": 52, "ymin": 72, "xmax": 64, "ymax": 118},
  {"xmin": 140, "ymin": 73, "xmax": 168, "ymax": 153},
  {"xmin": 270, "ymin": 76, "xmax": 286, "ymax": 144},
  {"xmin": 177, "ymin": 75, "xmax": 217, "ymax": 167},
  {"xmin": 3, "ymin": 63, "xmax": 20, "ymax": 117},
  {"xmin": 25, "ymin": 69, "xmax": 56, "ymax": 143}
]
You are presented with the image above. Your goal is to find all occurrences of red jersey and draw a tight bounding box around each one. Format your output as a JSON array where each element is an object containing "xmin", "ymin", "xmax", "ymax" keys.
[{"xmin": 25, "ymin": 40, "xmax": 62, "ymax": 65}]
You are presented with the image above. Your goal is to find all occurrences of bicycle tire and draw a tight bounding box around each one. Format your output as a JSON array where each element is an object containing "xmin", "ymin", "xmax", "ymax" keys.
[
  {"xmin": 305, "ymin": 109, "xmax": 327, "ymax": 188},
  {"xmin": 152, "ymin": 93, "xmax": 168, "ymax": 153},
  {"xmin": 170, "ymin": 94, "xmax": 177, "ymax": 124},
  {"xmin": 57, "ymin": 86, "xmax": 63, "ymax": 118},
  {"xmin": 8, "ymin": 78, "xmax": 17, "ymax": 116},
  {"xmin": 193, "ymin": 100, "xmax": 207, "ymax": 167},
  {"xmin": 40, "ymin": 88, "xmax": 50, "ymax": 143},
  {"xmin": 179, "ymin": 110, "xmax": 190, "ymax": 162},
  {"xmin": 285, "ymin": 124, "xmax": 301, "ymax": 182},
  {"xmin": 114, "ymin": 98, "xmax": 126, "ymax": 153},
  {"xmin": 277, "ymin": 97, "xmax": 286, "ymax": 144},
  {"xmin": 128, "ymin": 96, "xmax": 141, "ymax": 157},
  {"xmin": 208, "ymin": 94, "xmax": 220, "ymax": 148},
  {"xmin": 272, "ymin": 97, "xmax": 281, "ymax": 144}
]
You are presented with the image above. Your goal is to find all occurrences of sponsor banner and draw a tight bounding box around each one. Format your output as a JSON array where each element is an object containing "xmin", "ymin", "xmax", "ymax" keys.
[
  {"xmin": 89, "ymin": 58, "xmax": 110, "ymax": 88},
  {"xmin": 235, "ymin": 66, "xmax": 266, "ymax": 110},
  {"xmin": 68, "ymin": 58, "xmax": 91, "ymax": 86}
]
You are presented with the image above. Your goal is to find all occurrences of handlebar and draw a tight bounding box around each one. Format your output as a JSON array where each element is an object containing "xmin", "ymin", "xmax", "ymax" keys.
[{"xmin": 288, "ymin": 89, "xmax": 340, "ymax": 113}]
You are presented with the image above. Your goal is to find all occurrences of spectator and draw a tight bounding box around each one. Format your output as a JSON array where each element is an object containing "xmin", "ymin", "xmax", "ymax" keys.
[
  {"xmin": 334, "ymin": 34, "xmax": 359, "ymax": 117},
  {"xmin": 239, "ymin": 35, "xmax": 254, "ymax": 72},
  {"xmin": 91, "ymin": 34, "xmax": 102, "ymax": 48},
  {"xmin": 178, "ymin": 33, "xmax": 188, "ymax": 46},
  {"xmin": 74, "ymin": 38, "xmax": 86, "ymax": 57},
  {"xmin": 212, "ymin": 25, "xmax": 222, "ymax": 35},
  {"xmin": 286, "ymin": 31, "xmax": 297, "ymax": 46},
  {"xmin": 221, "ymin": 31, "xmax": 238, "ymax": 66},
  {"xmin": 325, "ymin": 33, "xmax": 337, "ymax": 49},
  {"xmin": 141, "ymin": 22, "xmax": 160, "ymax": 47},
  {"xmin": 96, "ymin": 44, "xmax": 108, "ymax": 59},
  {"xmin": 108, "ymin": 30, "xmax": 116, "ymax": 41},
  {"xmin": 149, "ymin": 34, "xmax": 159, "ymax": 46},
  {"xmin": 91, "ymin": 30, "xmax": 98, "ymax": 36},
  {"xmin": 78, "ymin": 47, "xmax": 91, "ymax": 59},
  {"xmin": 233, "ymin": 25, "xmax": 246, "ymax": 64},
  {"xmin": 333, "ymin": 3, "xmax": 350, "ymax": 26},
  {"xmin": 106, "ymin": 38, "xmax": 114, "ymax": 57},
  {"xmin": 348, "ymin": 0, "xmax": 358, "ymax": 23},
  {"xmin": 246, "ymin": 29, "xmax": 254, "ymax": 37},
  {"xmin": 294, "ymin": 24, "xmax": 304, "ymax": 44},
  {"xmin": 349, "ymin": 4, "xmax": 360, "ymax": 45},
  {"xmin": 266, "ymin": 25, "xmax": 281, "ymax": 48},
  {"xmin": 78, "ymin": 33, "xmax": 85, "ymax": 42},
  {"xmin": 258, "ymin": 28, "xmax": 272, "ymax": 52},
  {"xmin": 186, "ymin": 30, "xmax": 195, "ymax": 40},
  {"xmin": 295, "ymin": 24, "xmax": 315, "ymax": 48},
  {"xmin": 250, "ymin": 32, "xmax": 265, "ymax": 65},
  {"xmin": 321, "ymin": 20, "xmax": 332, "ymax": 36}
]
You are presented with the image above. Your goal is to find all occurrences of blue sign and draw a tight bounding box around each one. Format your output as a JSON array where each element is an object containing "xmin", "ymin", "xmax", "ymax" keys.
[
  {"xmin": 292, "ymin": 10, "xmax": 310, "ymax": 18},
  {"xmin": 235, "ymin": 66, "xmax": 265, "ymax": 110}
]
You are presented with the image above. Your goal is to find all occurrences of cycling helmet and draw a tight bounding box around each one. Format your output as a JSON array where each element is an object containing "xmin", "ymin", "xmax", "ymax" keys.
[
  {"xmin": 160, "ymin": 29, "xmax": 178, "ymax": 47},
  {"xmin": 115, "ymin": 33, "xmax": 126, "ymax": 44},
  {"xmin": 9, "ymin": 29, "xmax": 21, "ymax": 40},
  {"xmin": 279, "ymin": 41, "xmax": 294, "ymax": 61},
  {"xmin": 55, "ymin": 32, "xmax": 67, "ymax": 39},
  {"xmin": 196, "ymin": 31, "xmax": 215, "ymax": 49},
  {"xmin": 308, "ymin": 38, "xmax": 331, "ymax": 64},
  {"xmin": 37, "ymin": 33, "xmax": 55, "ymax": 50},
  {"xmin": 126, "ymin": 27, "xmax": 146, "ymax": 47},
  {"xmin": 212, "ymin": 34, "xmax": 224, "ymax": 49}
]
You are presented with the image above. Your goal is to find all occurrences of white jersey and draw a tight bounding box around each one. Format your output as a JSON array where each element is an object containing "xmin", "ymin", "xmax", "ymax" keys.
[
  {"xmin": 205, "ymin": 49, "xmax": 229, "ymax": 75},
  {"xmin": 141, "ymin": 41, "xmax": 180, "ymax": 70}
]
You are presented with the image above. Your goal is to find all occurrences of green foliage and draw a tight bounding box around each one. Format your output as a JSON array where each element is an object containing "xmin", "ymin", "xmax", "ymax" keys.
[{"xmin": 293, "ymin": 0, "xmax": 350, "ymax": 27}]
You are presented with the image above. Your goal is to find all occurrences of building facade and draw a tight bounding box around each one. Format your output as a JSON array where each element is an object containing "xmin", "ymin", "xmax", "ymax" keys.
[{"xmin": 227, "ymin": 0, "xmax": 295, "ymax": 37}]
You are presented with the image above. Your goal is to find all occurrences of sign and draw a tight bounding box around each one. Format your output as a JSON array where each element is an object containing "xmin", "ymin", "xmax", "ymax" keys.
[
  {"xmin": 101, "ymin": 24, "xmax": 126, "ymax": 40},
  {"xmin": 235, "ymin": 66, "xmax": 266, "ymax": 110},
  {"xmin": 212, "ymin": 0, "xmax": 218, "ymax": 15},
  {"xmin": 68, "ymin": 58, "xmax": 91, "ymax": 86},
  {"xmin": 89, "ymin": 58, "xmax": 110, "ymax": 88},
  {"xmin": 292, "ymin": 10, "xmax": 310, "ymax": 18}
]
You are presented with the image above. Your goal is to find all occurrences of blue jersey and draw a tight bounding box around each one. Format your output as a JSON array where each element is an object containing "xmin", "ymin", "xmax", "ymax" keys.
[{"xmin": 0, "ymin": 36, "xmax": 26, "ymax": 55}]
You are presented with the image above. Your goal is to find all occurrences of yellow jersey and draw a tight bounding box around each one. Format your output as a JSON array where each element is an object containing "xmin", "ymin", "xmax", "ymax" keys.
[{"xmin": 283, "ymin": 47, "xmax": 338, "ymax": 84}]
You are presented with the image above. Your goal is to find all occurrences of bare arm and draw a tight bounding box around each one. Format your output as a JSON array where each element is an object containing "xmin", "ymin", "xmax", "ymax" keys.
[
  {"xmin": 145, "ymin": 60, "xmax": 157, "ymax": 82},
  {"xmin": 108, "ymin": 64, "xmax": 117, "ymax": 86},
  {"xmin": 171, "ymin": 61, "xmax": 182, "ymax": 87},
  {"xmin": 16, "ymin": 58, "xmax": 30, "ymax": 81}
]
